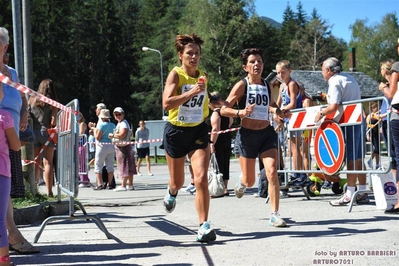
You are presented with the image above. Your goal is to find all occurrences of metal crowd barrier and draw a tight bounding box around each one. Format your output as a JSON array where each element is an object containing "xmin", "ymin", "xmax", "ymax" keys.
[
  {"xmin": 275, "ymin": 96, "xmax": 392, "ymax": 212},
  {"xmin": 33, "ymin": 99, "xmax": 113, "ymax": 243}
]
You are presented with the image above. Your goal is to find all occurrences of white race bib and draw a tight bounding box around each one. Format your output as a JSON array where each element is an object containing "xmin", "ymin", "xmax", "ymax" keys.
[
  {"xmin": 246, "ymin": 83, "xmax": 270, "ymax": 120},
  {"xmin": 177, "ymin": 84, "xmax": 206, "ymax": 123}
]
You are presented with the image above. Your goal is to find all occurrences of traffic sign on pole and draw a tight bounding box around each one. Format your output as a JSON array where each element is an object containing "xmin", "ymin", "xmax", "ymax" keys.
[{"xmin": 314, "ymin": 120, "xmax": 345, "ymax": 175}]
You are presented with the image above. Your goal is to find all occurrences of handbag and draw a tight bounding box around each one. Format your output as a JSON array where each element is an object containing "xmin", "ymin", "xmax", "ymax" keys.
[
  {"xmin": 371, "ymin": 170, "xmax": 398, "ymax": 210},
  {"xmin": 208, "ymin": 153, "xmax": 225, "ymax": 197},
  {"xmin": 112, "ymin": 127, "xmax": 132, "ymax": 147}
]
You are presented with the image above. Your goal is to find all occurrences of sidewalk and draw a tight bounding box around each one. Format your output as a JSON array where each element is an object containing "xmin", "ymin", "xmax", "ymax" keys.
[{"xmin": 13, "ymin": 159, "xmax": 399, "ymax": 266}]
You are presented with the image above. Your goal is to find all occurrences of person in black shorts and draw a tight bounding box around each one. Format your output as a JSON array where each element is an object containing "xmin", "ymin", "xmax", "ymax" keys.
[
  {"xmin": 135, "ymin": 120, "xmax": 152, "ymax": 176},
  {"xmin": 161, "ymin": 33, "xmax": 216, "ymax": 242},
  {"xmin": 220, "ymin": 48, "xmax": 289, "ymax": 227}
]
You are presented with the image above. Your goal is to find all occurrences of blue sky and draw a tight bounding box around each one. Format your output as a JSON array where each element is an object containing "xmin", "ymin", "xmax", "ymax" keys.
[{"xmin": 254, "ymin": 0, "xmax": 398, "ymax": 43}]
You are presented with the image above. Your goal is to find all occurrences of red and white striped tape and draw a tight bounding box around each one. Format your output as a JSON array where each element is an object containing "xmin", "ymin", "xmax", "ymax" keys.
[
  {"xmin": 22, "ymin": 129, "xmax": 57, "ymax": 169},
  {"xmin": 0, "ymin": 73, "xmax": 79, "ymax": 115},
  {"xmin": 210, "ymin": 127, "xmax": 239, "ymax": 135},
  {"xmin": 288, "ymin": 103, "xmax": 362, "ymax": 131},
  {"xmin": 96, "ymin": 127, "xmax": 241, "ymax": 146}
]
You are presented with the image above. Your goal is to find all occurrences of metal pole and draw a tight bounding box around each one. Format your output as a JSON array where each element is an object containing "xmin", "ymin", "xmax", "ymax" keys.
[
  {"xmin": 22, "ymin": 0, "xmax": 33, "ymax": 89},
  {"xmin": 11, "ymin": 0, "xmax": 24, "ymax": 83},
  {"xmin": 142, "ymin": 47, "xmax": 164, "ymax": 118}
]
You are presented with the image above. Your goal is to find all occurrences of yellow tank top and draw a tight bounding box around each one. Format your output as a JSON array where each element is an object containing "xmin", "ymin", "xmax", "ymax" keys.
[{"xmin": 168, "ymin": 66, "xmax": 209, "ymax": 127}]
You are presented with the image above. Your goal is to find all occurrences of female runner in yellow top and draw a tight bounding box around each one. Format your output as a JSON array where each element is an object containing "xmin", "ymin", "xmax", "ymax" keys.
[{"xmin": 162, "ymin": 33, "xmax": 215, "ymax": 242}]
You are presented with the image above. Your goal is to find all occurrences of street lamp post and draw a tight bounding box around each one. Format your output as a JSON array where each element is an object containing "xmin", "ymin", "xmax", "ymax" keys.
[{"xmin": 142, "ymin": 46, "xmax": 166, "ymax": 119}]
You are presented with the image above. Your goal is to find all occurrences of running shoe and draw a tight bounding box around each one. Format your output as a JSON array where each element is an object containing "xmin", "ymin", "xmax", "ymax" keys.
[
  {"xmin": 137, "ymin": 171, "xmax": 142, "ymax": 176},
  {"xmin": 196, "ymin": 221, "xmax": 216, "ymax": 242},
  {"xmin": 234, "ymin": 182, "xmax": 246, "ymax": 198},
  {"xmin": 163, "ymin": 190, "xmax": 176, "ymax": 213},
  {"xmin": 269, "ymin": 213, "xmax": 287, "ymax": 227},
  {"xmin": 185, "ymin": 184, "xmax": 196, "ymax": 194},
  {"xmin": 329, "ymin": 194, "xmax": 351, "ymax": 206},
  {"xmin": 356, "ymin": 193, "xmax": 370, "ymax": 204}
]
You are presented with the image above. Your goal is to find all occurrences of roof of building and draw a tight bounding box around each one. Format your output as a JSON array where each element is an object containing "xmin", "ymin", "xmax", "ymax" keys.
[{"xmin": 290, "ymin": 70, "xmax": 382, "ymax": 99}]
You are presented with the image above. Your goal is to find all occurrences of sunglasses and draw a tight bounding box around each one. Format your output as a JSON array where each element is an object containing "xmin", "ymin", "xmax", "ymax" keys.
[{"xmin": 114, "ymin": 113, "xmax": 122, "ymax": 116}]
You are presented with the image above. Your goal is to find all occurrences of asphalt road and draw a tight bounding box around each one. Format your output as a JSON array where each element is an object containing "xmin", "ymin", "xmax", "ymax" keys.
[{"xmin": 12, "ymin": 159, "xmax": 399, "ymax": 266}]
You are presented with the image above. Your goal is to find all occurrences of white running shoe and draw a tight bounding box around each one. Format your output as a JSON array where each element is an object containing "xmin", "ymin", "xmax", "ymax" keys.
[
  {"xmin": 196, "ymin": 221, "xmax": 216, "ymax": 242},
  {"xmin": 163, "ymin": 189, "xmax": 176, "ymax": 213},
  {"xmin": 234, "ymin": 182, "xmax": 246, "ymax": 198},
  {"xmin": 184, "ymin": 184, "xmax": 196, "ymax": 194},
  {"xmin": 269, "ymin": 213, "xmax": 287, "ymax": 227}
]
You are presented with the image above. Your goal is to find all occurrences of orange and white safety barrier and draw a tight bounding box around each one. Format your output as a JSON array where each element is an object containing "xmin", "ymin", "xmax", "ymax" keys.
[
  {"xmin": 288, "ymin": 103, "xmax": 362, "ymax": 131},
  {"xmin": 0, "ymin": 73, "xmax": 79, "ymax": 116}
]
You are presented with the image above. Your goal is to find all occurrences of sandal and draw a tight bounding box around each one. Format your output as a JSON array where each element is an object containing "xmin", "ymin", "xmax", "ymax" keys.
[
  {"xmin": 9, "ymin": 239, "xmax": 40, "ymax": 254},
  {"xmin": 93, "ymin": 185, "xmax": 104, "ymax": 190}
]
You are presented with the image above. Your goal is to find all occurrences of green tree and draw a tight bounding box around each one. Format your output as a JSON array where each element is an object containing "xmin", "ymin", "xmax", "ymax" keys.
[
  {"xmin": 30, "ymin": 0, "xmax": 140, "ymax": 123},
  {"xmin": 348, "ymin": 13, "xmax": 399, "ymax": 81},
  {"xmin": 279, "ymin": 3, "xmax": 298, "ymax": 58},
  {"xmin": 295, "ymin": 1, "xmax": 308, "ymax": 28},
  {"xmin": 289, "ymin": 9, "xmax": 331, "ymax": 70},
  {"xmin": 132, "ymin": 0, "xmax": 186, "ymax": 120},
  {"xmin": 179, "ymin": 0, "xmax": 259, "ymax": 96},
  {"xmin": 242, "ymin": 16, "xmax": 283, "ymax": 74}
]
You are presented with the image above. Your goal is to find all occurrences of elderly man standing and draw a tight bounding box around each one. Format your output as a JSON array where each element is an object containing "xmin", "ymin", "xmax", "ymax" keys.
[
  {"xmin": 314, "ymin": 57, "xmax": 369, "ymax": 206},
  {"xmin": 88, "ymin": 103, "xmax": 106, "ymax": 128}
]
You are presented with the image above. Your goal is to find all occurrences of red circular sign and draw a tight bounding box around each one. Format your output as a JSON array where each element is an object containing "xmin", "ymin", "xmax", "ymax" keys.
[{"xmin": 314, "ymin": 120, "xmax": 345, "ymax": 175}]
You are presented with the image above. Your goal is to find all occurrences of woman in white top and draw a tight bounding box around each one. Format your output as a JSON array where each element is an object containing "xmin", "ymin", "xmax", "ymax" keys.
[
  {"xmin": 382, "ymin": 40, "xmax": 399, "ymax": 213},
  {"xmin": 109, "ymin": 107, "xmax": 135, "ymax": 191}
]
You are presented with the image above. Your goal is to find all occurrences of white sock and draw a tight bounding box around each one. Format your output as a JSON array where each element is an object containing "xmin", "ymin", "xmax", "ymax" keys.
[
  {"xmin": 358, "ymin": 185, "xmax": 367, "ymax": 192},
  {"xmin": 346, "ymin": 186, "xmax": 356, "ymax": 198}
]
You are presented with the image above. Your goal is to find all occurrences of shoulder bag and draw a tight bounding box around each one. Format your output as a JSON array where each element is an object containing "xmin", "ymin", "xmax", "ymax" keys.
[{"xmin": 208, "ymin": 153, "xmax": 225, "ymax": 197}]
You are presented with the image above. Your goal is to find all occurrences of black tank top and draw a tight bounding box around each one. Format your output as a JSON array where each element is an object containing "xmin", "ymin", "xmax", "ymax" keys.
[{"xmin": 238, "ymin": 78, "xmax": 271, "ymax": 109}]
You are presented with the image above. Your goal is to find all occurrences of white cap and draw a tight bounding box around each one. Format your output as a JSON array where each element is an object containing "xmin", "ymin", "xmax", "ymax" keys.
[
  {"xmin": 113, "ymin": 107, "xmax": 124, "ymax": 113},
  {"xmin": 96, "ymin": 103, "xmax": 106, "ymax": 110}
]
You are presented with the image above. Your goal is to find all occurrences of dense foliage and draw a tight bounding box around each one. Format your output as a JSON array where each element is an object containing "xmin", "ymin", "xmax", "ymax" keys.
[{"xmin": 1, "ymin": 0, "xmax": 398, "ymax": 127}]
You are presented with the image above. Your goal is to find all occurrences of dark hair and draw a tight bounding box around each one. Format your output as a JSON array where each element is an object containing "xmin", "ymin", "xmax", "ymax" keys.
[
  {"xmin": 29, "ymin": 78, "xmax": 59, "ymax": 107},
  {"xmin": 240, "ymin": 48, "xmax": 264, "ymax": 65},
  {"xmin": 209, "ymin": 91, "xmax": 222, "ymax": 103},
  {"xmin": 175, "ymin": 33, "xmax": 204, "ymax": 54}
]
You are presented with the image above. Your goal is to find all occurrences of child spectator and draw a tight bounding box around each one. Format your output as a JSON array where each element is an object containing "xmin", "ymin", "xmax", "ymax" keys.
[
  {"xmin": 275, "ymin": 60, "xmax": 306, "ymax": 186},
  {"xmin": 88, "ymin": 129, "xmax": 95, "ymax": 166},
  {"xmin": 0, "ymin": 107, "xmax": 21, "ymax": 266}
]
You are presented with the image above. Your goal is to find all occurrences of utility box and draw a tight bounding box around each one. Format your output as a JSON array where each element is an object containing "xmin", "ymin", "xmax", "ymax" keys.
[{"xmin": 144, "ymin": 119, "xmax": 167, "ymax": 156}]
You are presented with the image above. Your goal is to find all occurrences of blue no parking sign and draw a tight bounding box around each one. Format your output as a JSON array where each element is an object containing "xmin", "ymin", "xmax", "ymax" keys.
[{"xmin": 314, "ymin": 120, "xmax": 345, "ymax": 175}]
